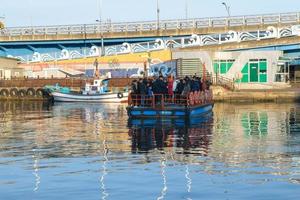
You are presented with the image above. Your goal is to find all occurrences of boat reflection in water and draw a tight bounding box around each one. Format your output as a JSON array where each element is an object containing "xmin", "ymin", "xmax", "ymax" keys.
[{"xmin": 128, "ymin": 114, "xmax": 214, "ymax": 155}]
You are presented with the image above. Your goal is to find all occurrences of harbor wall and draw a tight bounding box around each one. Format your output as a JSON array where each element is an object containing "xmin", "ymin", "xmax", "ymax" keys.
[{"xmin": 212, "ymin": 86, "xmax": 300, "ymax": 103}]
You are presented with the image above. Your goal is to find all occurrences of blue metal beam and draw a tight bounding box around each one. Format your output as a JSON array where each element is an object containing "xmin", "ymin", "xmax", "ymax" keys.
[{"xmin": 0, "ymin": 37, "xmax": 161, "ymax": 46}]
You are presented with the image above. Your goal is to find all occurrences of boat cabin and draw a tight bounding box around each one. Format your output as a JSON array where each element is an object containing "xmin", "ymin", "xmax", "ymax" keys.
[{"xmin": 82, "ymin": 79, "xmax": 109, "ymax": 95}]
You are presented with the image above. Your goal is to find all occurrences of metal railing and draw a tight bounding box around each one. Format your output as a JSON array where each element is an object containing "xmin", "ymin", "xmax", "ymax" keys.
[
  {"xmin": 0, "ymin": 12, "xmax": 299, "ymax": 37},
  {"xmin": 211, "ymin": 74, "xmax": 236, "ymax": 91},
  {"xmin": 129, "ymin": 91, "xmax": 213, "ymax": 108}
]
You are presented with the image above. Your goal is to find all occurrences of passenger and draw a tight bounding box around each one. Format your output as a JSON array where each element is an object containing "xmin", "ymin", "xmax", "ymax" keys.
[
  {"xmin": 131, "ymin": 80, "xmax": 138, "ymax": 94},
  {"xmin": 185, "ymin": 76, "xmax": 192, "ymax": 89},
  {"xmin": 146, "ymin": 81, "xmax": 153, "ymax": 106},
  {"xmin": 181, "ymin": 79, "xmax": 191, "ymax": 104},
  {"xmin": 167, "ymin": 75, "xmax": 174, "ymax": 96},
  {"xmin": 191, "ymin": 77, "xmax": 200, "ymax": 92},
  {"xmin": 175, "ymin": 79, "xmax": 184, "ymax": 94},
  {"xmin": 174, "ymin": 79, "xmax": 184, "ymax": 103},
  {"xmin": 138, "ymin": 78, "xmax": 147, "ymax": 106},
  {"xmin": 147, "ymin": 82, "xmax": 153, "ymax": 96},
  {"xmin": 205, "ymin": 79, "xmax": 212, "ymax": 90},
  {"xmin": 152, "ymin": 76, "xmax": 165, "ymax": 104},
  {"xmin": 198, "ymin": 77, "xmax": 203, "ymax": 91},
  {"xmin": 131, "ymin": 80, "xmax": 138, "ymax": 106},
  {"xmin": 181, "ymin": 79, "xmax": 191, "ymax": 97}
]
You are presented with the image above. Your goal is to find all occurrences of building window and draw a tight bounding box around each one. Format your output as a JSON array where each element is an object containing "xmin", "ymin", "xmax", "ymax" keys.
[
  {"xmin": 213, "ymin": 59, "xmax": 235, "ymax": 74},
  {"xmin": 275, "ymin": 61, "xmax": 290, "ymax": 82}
]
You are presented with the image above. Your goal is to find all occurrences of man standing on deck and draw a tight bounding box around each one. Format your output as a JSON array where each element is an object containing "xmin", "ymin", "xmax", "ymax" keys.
[
  {"xmin": 138, "ymin": 78, "xmax": 147, "ymax": 106},
  {"xmin": 152, "ymin": 76, "xmax": 165, "ymax": 104}
]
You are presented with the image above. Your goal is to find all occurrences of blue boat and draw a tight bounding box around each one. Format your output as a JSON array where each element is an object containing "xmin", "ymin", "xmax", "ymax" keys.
[
  {"xmin": 127, "ymin": 91, "xmax": 214, "ymax": 119},
  {"xmin": 128, "ymin": 112, "xmax": 213, "ymax": 127}
]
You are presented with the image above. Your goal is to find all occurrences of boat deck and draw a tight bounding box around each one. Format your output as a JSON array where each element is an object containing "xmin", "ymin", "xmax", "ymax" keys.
[{"xmin": 127, "ymin": 91, "xmax": 214, "ymax": 118}]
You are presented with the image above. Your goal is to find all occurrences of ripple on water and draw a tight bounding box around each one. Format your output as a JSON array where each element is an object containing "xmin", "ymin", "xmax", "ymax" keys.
[{"xmin": 0, "ymin": 102, "xmax": 300, "ymax": 199}]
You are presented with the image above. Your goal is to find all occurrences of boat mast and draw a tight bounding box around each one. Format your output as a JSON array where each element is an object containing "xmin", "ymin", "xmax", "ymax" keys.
[{"xmin": 94, "ymin": 58, "xmax": 100, "ymax": 78}]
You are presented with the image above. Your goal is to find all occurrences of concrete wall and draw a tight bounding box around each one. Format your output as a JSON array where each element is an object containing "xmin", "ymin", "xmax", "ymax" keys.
[{"xmin": 0, "ymin": 57, "xmax": 24, "ymax": 79}]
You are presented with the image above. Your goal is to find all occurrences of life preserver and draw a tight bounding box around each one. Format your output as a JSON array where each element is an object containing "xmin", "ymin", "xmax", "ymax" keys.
[
  {"xmin": 18, "ymin": 89, "xmax": 26, "ymax": 97},
  {"xmin": 0, "ymin": 89, "xmax": 9, "ymax": 97},
  {"xmin": 117, "ymin": 92, "xmax": 124, "ymax": 99},
  {"xmin": 10, "ymin": 88, "xmax": 19, "ymax": 97},
  {"xmin": 26, "ymin": 88, "xmax": 36, "ymax": 96}
]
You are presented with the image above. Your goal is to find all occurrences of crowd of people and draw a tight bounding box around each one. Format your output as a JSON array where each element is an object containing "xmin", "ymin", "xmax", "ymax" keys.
[{"xmin": 130, "ymin": 75, "xmax": 211, "ymax": 105}]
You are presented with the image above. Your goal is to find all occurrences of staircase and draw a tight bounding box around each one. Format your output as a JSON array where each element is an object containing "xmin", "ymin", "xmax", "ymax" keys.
[{"xmin": 210, "ymin": 74, "xmax": 236, "ymax": 91}]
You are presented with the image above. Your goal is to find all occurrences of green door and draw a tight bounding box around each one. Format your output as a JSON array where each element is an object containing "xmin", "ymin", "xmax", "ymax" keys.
[{"xmin": 250, "ymin": 63, "xmax": 259, "ymax": 82}]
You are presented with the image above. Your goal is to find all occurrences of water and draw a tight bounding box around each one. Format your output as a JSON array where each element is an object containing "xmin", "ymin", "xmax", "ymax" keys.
[{"xmin": 0, "ymin": 102, "xmax": 300, "ymax": 200}]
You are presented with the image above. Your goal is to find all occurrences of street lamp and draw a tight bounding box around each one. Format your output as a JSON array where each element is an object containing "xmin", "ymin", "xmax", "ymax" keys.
[
  {"xmin": 97, "ymin": 0, "xmax": 104, "ymax": 55},
  {"xmin": 156, "ymin": 0, "xmax": 160, "ymax": 31},
  {"xmin": 222, "ymin": 2, "xmax": 231, "ymax": 17},
  {"xmin": 96, "ymin": 19, "xmax": 104, "ymax": 55},
  {"xmin": 185, "ymin": 0, "xmax": 188, "ymax": 20}
]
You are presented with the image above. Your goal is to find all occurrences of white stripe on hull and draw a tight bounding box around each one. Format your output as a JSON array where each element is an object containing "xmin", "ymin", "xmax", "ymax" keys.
[{"xmin": 52, "ymin": 92, "xmax": 128, "ymax": 103}]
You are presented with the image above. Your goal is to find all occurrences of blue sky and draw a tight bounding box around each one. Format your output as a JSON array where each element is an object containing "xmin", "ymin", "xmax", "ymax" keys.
[{"xmin": 0, "ymin": 0, "xmax": 299, "ymax": 27}]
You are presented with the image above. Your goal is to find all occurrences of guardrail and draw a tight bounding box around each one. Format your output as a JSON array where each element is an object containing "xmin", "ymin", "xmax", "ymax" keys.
[
  {"xmin": 0, "ymin": 12, "xmax": 299, "ymax": 36},
  {"xmin": 211, "ymin": 75, "xmax": 235, "ymax": 91}
]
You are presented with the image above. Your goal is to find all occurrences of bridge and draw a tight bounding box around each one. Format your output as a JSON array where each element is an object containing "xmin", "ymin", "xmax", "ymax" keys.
[
  {"xmin": 1, "ymin": 12, "xmax": 300, "ymax": 41},
  {"xmin": 0, "ymin": 11, "xmax": 300, "ymax": 63}
]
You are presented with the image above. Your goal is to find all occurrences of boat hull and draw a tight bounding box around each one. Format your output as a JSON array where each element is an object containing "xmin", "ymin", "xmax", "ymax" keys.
[
  {"xmin": 127, "ymin": 103, "xmax": 214, "ymax": 119},
  {"xmin": 52, "ymin": 92, "xmax": 128, "ymax": 103}
]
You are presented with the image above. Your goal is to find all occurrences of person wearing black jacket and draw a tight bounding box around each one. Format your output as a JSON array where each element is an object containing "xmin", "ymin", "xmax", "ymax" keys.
[
  {"xmin": 131, "ymin": 80, "xmax": 138, "ymax": 105},
  {"xmin": 152, "ymin": 76, "xmax": 166, "ymax": 104},
  {"xmin": 138, "ymin": 79, "xmax": 147, "ymax": 106},
  {"xmin": 175, "ymin": 79, "xmax": 184, "ymax": 103}
]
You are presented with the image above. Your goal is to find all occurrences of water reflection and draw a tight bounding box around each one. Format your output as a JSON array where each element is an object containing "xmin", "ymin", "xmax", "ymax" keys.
[
  {"xmin": 0, "ymin": 101, "xmax": 300, "ymax": 199},
  {"xmin": 100, "ymin": 139, "xmax": 109, "ymax": 200},
  {"xmin": 128, "ymin": 116, "xmax": 213, "ymax": 155},
  {"xmin": 32, "ymin": 149, "xmax": 40, "ymax": 192}
]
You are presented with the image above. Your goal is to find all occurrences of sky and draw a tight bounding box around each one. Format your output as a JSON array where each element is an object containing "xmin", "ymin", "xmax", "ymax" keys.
[{"xmin": 0, "ymin": 0, "xmax": 300, "ymax": 27}]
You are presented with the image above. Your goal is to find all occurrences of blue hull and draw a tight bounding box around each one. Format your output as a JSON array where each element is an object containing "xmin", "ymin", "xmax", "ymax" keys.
[
  {"xmin": 127, "ymin": 103, "xmax": 214, "ymax": 119},
  {"xmin": 128, "ymin": 112, "xmax": 213, "ymax": 128}
]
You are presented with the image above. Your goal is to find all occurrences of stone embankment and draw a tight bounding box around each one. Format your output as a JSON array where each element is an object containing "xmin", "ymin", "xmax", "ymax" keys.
[{"xmin": 212, "ymin": 86, "xmax": 300, "ymax": 103}]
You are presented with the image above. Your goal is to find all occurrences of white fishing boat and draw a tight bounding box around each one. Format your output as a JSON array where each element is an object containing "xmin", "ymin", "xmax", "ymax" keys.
[{"xmin": 50, "ymin": 79, "xmax": 128, "ymax": 103}]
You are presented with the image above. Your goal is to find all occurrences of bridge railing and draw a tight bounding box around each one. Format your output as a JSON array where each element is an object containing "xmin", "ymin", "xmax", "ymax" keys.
[{"xmin": 1, "ymin": 12, "xmax": 299, "ymax": 36}]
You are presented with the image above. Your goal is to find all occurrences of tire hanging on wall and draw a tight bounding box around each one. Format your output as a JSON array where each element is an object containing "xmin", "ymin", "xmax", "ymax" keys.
[
  {"xmin": 35, "ymin": 88, "xmax": 44, "ymax": 97},
  {"xmin": 10, "ymin": 88, "xmax": 19, "ymax": 97},
  {"xmin": 117, "ymin": 92, "xmax": 124, "ymax": 99},
  {"xmin": 18, "ymin": 89, "xmax": 27, "ymax": 97},
  {"xmin": 0, "ymin": 89, "xmax": 9, "ymax": 97},
  {"xmin": 26, "ymin": 88, "xmax": 36, "ymax": 97}
]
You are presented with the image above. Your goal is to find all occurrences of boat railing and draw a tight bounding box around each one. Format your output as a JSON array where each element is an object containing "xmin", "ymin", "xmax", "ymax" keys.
[{"xmin": 128, "ymin": 90, "xmax": 213, "ymax": 109}]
